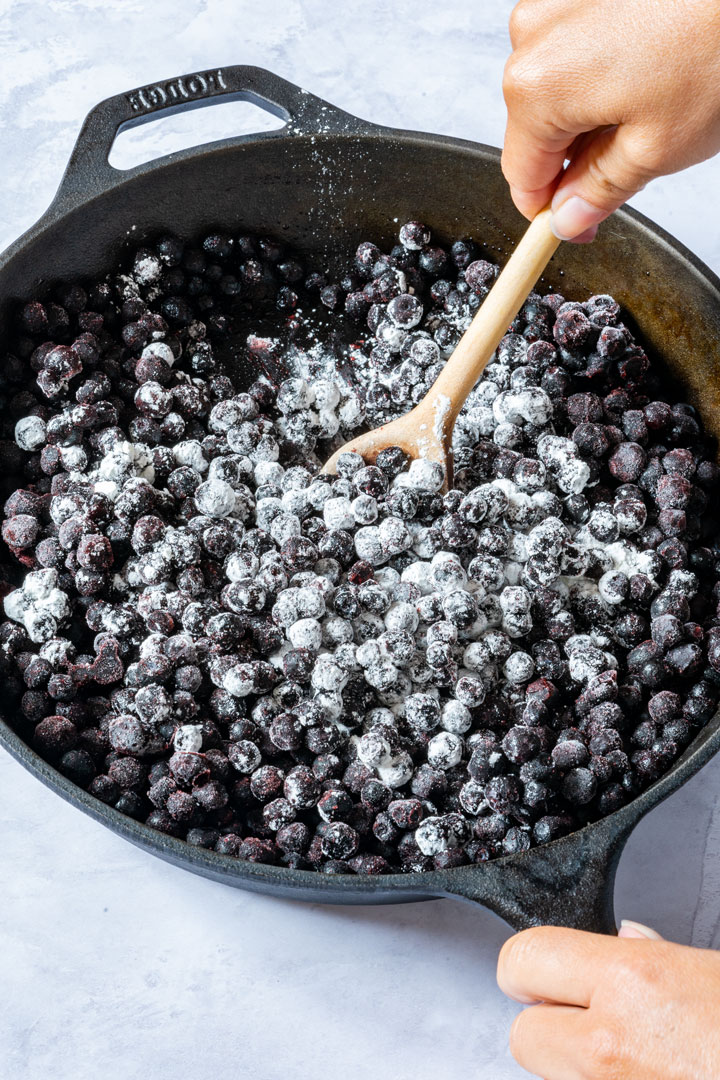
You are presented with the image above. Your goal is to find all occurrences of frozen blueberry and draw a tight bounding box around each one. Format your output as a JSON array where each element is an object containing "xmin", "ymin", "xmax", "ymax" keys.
[{"xmin": 561, "ymin": 767, "xmax": 597, "ymax": 805}]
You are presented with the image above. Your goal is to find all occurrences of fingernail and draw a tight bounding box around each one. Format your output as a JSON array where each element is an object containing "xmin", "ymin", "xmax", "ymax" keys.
[
  {"xmin": 618, "ymin": 919, "xmax": 663, "ymax": 940},
  {"xmin": 551, "ymin": 195, "xmax": 607, "ymax": 241},
  {"xmin": 568, "ymin": 224, "xmax": 599, "ymax": 245}
]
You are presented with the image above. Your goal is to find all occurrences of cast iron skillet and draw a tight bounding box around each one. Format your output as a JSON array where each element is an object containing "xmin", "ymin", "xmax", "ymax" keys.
[{"xmin": 1, "ymin": 65, "xmax": 720, "ymax": 935}]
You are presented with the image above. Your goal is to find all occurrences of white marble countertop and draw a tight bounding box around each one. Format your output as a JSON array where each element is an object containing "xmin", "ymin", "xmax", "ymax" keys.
[{"xmin": 1, "ymin": 2, "xmax": 720, "ymax": 1078}]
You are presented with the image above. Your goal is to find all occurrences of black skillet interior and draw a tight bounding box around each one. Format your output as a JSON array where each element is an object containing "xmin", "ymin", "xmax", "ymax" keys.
[{"xmin": 1, "ymin": 66, "xmax": 720, "ymax": 933}]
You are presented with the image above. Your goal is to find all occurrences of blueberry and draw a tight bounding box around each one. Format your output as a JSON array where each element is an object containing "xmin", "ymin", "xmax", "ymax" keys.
[
  {"xmin": 386, "ymin": 293, "xmax": 423, "ymax": 328},
  {"xmin": 665, "ymin": 643, "xmax": 703, "ymax": 678},
  {"xmin": 553, "ymin": 308, "xmax": 595, "ymax": 351},
  {"xmin": 561, "ymin": 767, "xmax": 597, "ymax": 805},
  {"xmin": 484, "ymin": 775, "xmax": 522, "ymax": 813},
  {"xmin": 552, "ymin": 739, "xmax": 589, "ymax": 770},
  {"xmin": 398, "ymin": 222, "xmax": 431, "ymax": 250},
  {"xmin": 609, "ymin": 442, "xmax": 647, "ymax": 482},
  {"xmin": 464, "ymin": 260, "xmax": 497, "ymax": 293},
  {"xmin": 501, "ymin": 727, "xmax": 540, "ymax": 764}
]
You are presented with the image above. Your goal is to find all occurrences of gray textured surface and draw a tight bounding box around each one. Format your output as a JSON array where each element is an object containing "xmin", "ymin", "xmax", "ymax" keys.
[{"xmin": 1, "ymin": 2, "xmax": 719, "ymax": 1078}]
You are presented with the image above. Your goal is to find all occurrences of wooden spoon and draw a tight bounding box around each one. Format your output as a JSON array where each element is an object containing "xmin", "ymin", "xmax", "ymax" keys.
[{"xmin": 322, "ymin": 207, "xmax": 561, "ymax": 487}]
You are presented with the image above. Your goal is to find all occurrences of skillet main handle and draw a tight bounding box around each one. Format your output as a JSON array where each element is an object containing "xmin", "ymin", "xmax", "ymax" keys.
[
  {"xmin": 443, "ymin": 814, "xmax": 637, "ymax": 935},
  {"xmin": 51, "ymin": 65, "xmax": 371, "ymax": 210}
]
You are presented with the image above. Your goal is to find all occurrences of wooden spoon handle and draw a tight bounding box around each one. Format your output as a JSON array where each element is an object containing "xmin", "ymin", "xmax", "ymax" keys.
[{"xmin": 428, "ymin": 207, "xmax": 561, "ymax": 423}]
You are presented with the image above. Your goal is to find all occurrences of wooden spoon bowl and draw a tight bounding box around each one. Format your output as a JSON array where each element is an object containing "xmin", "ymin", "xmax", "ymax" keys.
[{"xmin": 322, "ymin": 207, "xmax": 561, "ymax": 487}]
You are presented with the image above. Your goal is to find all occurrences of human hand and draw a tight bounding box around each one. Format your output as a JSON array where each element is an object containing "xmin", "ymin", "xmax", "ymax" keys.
[
  {"xmin": 497, "ymin": 921, "xmax": 720, "ymax": 1078},
  {"xmin": 502, "ymin": 0, "xmax": 720, "ymax": 240}
]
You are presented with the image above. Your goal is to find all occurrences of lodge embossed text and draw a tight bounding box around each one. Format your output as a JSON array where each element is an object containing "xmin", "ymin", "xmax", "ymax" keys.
[{"xmin": 126, "ymin": 70, "xmax": 228, "ymax": 113}]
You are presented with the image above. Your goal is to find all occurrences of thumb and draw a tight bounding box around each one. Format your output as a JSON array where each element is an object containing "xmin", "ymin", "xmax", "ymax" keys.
[
  {"xmin": 618, "ymin": 920, "xmax": 664, "ymax": 941},
  {"xmin": 551, "ymin": 125, "xmax": 659, "ymax": 240}
]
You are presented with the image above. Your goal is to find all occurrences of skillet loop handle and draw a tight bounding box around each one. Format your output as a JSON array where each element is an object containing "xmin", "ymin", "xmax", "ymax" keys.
[
  {"xmin": 444, "ymin": 816, "xmax": 636, "ymax": 935},
  {"xmin": 52, "ymin": 65, "xmax": 369, "ymax": 209}
]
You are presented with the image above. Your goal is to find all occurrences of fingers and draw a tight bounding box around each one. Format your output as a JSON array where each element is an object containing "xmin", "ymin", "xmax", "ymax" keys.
[
  {"xmin": 501, "ymin": 116, "xmax": 569, "ymax": 220},
  {"xmin": 550, "ymin": 125, "xmax": 661, "ymax": 238},
  {"xmin": 503, "ymin": 0, "xmax": 669, "ymax": 239},
  {"xmin": 497, "ymin": 926, "xmax": 616, "ymax": 1007},
  {"xmin": 501, "ymin": 66, "xmax": 575, "ymax": 220},
  {"xmin": 510, "ymin": 1003, "xmax": 587, "ymax": 1080}
]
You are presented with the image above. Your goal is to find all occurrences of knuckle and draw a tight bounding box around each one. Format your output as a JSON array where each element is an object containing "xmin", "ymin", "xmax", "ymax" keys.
[
  {"xmin": 613, "ymin": 949, "xmax": 663, "ymax": 994},
  {"xmin": 627, "ymin": 130, "xmax": 668, "ymax": 176},
  {"xmin": 582, "ymin": 1022, "xmax": 622, "ymax": 1079},
  {"xmin": 502, "ymin": 53, "xmax": 549, "ymax": 103},
  {"xmin": 501, "ymin": 57, "xmax": 521, "ymax": 103},
  {"xmin": 508, "ymin": 0, "xmax": 544, "ymax": 45},
  {"xmin": 584, "ymin": 153, "xmax": 638, "ymax": 201},
  {"xmin": 508, "ymin": 3, "xmax": 530, "ymax": 44},
  {"xmin": 582, "ymin": 129, "xmax": 665, "ymax": 203}
]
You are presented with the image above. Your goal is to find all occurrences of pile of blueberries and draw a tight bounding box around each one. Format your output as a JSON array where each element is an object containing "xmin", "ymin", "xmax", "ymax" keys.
[{"xmin": 1, "ymin": 220, "xmax": 719, "ymax": 875}]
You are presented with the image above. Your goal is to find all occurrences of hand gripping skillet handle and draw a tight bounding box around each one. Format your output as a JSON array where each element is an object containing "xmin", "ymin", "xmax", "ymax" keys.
[
  {"xmin": 442, "ymin": 813, "xmax": 639, "ymax": 934},
  {"xmin": 50, "ymin": 65, "xmax": 371, "ymax": 211}
]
